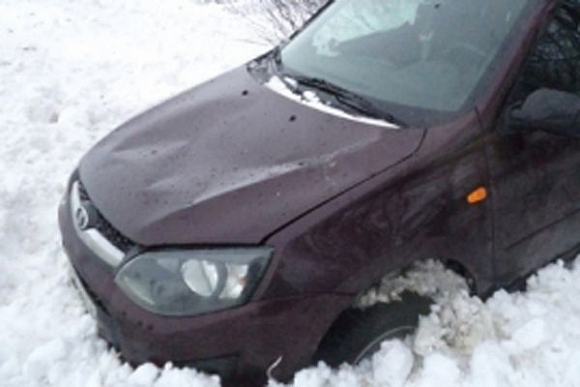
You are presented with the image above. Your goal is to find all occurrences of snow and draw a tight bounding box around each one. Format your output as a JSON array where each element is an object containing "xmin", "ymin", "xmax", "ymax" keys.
[
  {"xmin": 2, "ymin": 1, "xmax": 580, "ymax": 387},
  {"xmin": 277, "ymin": 261, "xmax": 580, "ymax": 387}
]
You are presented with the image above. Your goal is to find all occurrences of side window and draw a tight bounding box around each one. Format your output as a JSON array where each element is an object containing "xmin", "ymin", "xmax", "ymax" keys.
[{"xmin": 510, "ymin": 0, "xmax": 580, "ymax": 102}]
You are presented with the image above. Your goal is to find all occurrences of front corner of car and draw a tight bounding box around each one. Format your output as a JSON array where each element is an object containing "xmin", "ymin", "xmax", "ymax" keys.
[{"xmin": 57, "ymin": 171, "xmax": 349, "ymax": 384}]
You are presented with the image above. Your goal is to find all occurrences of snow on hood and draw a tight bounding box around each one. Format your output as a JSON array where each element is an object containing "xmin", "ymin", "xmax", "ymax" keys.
[
  {"xmin": 79, "ymin": 66, "xmax": 424, "ymax": 246},
  {"xmin": 265, "ymin": 75, "xmax": 401, "ymax": 129}
]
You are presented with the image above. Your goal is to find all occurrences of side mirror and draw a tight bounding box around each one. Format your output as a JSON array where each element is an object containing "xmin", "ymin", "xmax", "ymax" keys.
[{"xmin": 509, "ymin": 88, "xmax": 580, "ymax": 137}]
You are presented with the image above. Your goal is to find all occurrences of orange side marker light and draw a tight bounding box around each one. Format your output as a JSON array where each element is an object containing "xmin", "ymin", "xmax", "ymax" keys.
[{"xmin": 467, "ymin": 187, "xmax": 488, "ymax": 205}]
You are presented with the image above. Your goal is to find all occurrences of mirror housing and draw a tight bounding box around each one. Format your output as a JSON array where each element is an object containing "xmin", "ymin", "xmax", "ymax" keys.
[{"xmin": 509, "ymin": 88, "xmax": 580, "ymax": 137}]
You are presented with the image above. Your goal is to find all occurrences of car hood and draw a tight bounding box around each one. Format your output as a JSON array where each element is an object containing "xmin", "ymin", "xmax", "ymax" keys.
[{"xmin": 79, "ymin": 65, "xmax": 424, "ymax": 246}]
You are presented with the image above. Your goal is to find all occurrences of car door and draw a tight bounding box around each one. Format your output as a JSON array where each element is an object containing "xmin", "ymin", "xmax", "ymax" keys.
[{"xmin": 485, "ymin": 0, "xmax": 580, "ymax": 286}]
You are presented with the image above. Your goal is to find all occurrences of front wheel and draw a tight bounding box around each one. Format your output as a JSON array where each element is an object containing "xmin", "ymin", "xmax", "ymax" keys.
[{"xmin": 314, "ymin": 292, "xmax": 432, "ymax": 367}]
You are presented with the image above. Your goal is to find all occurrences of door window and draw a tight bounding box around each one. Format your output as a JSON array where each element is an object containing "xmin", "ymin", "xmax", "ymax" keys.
[{"xmin": 509, "ymin": 0, "xmax": 580, "ymax": 103}]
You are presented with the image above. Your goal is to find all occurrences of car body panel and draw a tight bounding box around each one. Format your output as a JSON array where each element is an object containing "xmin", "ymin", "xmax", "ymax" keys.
[
  {"xmin": 59, "ymin": 192, "xmax": 353, "ymax": 385},
  {"xmin": 476, "ymin": 0, "xmax": 580, "ymax": 285},
  {"xmin": 260, "ymin": 111, "xmax": 495, "ymax": 300},
  {"xmin": 79, "ymin": 66, "xmax": 424, "ymax": 246}
]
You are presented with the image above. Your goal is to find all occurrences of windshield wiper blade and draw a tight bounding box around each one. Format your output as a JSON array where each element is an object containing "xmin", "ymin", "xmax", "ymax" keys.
[
  {"xmin": 289, "ymin": 75, "xmax": 407, "ymax": 127},
  {"xmin": 267, "ymin": 47, "xmax": 406, "ymax": 127}
]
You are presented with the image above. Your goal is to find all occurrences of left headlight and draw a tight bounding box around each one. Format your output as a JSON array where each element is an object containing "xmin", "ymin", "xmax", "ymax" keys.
[{"xmin": 115, "ymin": 247, "xmax": 272, "ymax": 316}]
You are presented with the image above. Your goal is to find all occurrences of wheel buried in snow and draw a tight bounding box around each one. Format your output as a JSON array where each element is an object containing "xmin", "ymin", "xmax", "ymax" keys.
[{"xmin": 314, "ymin": 291, "xmax": 432, "ymax": 367}]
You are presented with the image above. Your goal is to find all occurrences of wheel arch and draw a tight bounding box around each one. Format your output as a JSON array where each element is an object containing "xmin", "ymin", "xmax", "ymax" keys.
[{"xmin": 311, "ymin": 257, "xmax": 481, "ymax": 364}]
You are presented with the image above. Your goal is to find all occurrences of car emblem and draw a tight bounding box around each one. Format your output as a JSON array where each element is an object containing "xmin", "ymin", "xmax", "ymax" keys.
[{"xmin": 75, "ymin": 206, "xmax": 91, "ymax": 231}]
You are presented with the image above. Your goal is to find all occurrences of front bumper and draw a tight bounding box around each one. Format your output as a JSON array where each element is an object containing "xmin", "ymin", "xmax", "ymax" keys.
[{"xmin": 58, "ymin": 182, "xmax": 351, "ymax": 385}]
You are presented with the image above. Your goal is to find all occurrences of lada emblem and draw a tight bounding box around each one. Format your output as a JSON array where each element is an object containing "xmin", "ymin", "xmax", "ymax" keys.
[{"xmin": 75, "ymin": 206, "xmax": 91, "ymax": 231}]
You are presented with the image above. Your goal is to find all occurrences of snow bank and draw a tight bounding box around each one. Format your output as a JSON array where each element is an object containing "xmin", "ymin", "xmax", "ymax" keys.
[
  {"xmin": 0, "ymin": 1, "xmax": 263, "ymax": 386},
  {"xmin": 1, "ymin": 1, "xmax": 580, "ymax": 387},
  {"xmin": 275, "ymin": 260, "xmax": 580, "ymax": 387}
]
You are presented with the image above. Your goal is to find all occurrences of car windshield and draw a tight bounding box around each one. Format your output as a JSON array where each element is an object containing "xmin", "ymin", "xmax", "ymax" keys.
[{"xmin": 280, "ymin": 0, "xmax": 533, "ymax": 116}]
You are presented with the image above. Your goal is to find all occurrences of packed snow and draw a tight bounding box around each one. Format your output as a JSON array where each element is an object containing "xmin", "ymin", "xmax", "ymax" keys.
[{"xmin": 1, "ymin": 1, "xmax": 580, "ymax": 387}]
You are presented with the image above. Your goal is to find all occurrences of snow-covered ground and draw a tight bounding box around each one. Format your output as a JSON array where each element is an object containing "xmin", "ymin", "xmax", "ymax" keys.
[{"xmin": 1, "ymin": 1, "xmax": 580, "ymax": 386}]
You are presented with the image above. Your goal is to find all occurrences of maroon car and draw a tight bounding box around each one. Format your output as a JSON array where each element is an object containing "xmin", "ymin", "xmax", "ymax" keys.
[{"xmin": 59, "ymin": 0, "xmax": 580, "ymax": 385}]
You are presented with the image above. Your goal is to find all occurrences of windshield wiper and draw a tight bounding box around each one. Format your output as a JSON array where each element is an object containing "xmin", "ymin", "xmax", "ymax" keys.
[
  {"xmin": 287, "ymin": 75, "xmax": 407, "ymax": 127},
  {"xmin": 267, "ymin": 46, "xmax": 406, "ymax": 127}
]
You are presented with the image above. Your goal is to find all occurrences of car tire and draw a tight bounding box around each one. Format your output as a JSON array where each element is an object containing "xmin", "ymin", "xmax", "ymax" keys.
[{"xmin": 314, "ymin": 291, "xmax": 432, "ymax": 367}]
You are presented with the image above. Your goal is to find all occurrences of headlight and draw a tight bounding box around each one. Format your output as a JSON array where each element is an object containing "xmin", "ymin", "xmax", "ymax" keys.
[{"xmin": 115, "ymin": 247, "xmax": 272, "ymax": 316}]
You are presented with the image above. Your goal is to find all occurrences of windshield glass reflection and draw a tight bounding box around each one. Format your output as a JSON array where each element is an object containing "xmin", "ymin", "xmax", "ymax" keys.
[{"xmin": 281, "ymin": 0, "xmax": 532, "ymax": 112}]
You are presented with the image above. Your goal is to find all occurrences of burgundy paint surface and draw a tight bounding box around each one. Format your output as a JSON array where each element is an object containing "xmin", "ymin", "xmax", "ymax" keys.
[
  {"xmin": 79, "ymin": 66, "xmax": 423, "ymax": 246},
  {"xmin": 59, "ymin": 196, "xmax": 353, "ymax": 383}
]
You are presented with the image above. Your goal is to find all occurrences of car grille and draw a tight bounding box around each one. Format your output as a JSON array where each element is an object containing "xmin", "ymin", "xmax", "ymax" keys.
[{"xmin": 77, "ymin": 181, "xmax": 136, "ymax": 254}]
